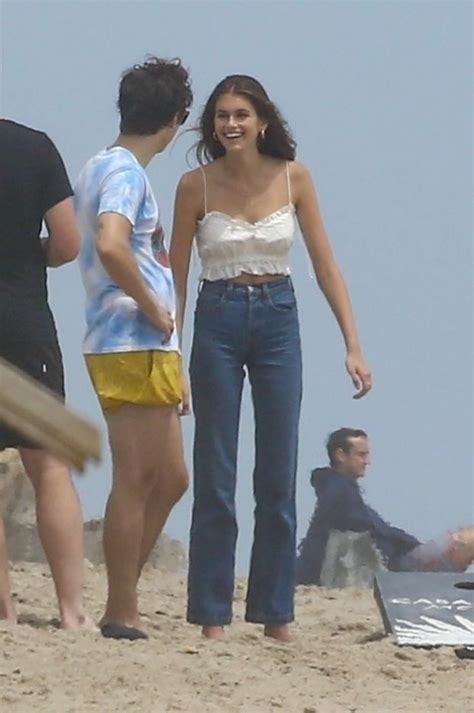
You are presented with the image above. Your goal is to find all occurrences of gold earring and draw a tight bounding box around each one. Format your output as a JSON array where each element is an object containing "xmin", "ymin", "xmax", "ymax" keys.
[
  {"xmin": 212, "ymin": 131, "xmax": 218, "ymax": 141},
  {"xmin": 260, "ymin": 128, "xmax": 266, "ymax": 140}
]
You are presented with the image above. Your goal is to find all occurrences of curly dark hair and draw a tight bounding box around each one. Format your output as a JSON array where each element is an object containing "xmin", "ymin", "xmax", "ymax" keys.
[
  {"xmin": 326, "ymin": 428, "xmax": 368, "ymax": 466},
  {"xmin": 118, "ymin": 56, "xmax": 193, "ymax": 135},
  {"xmin": 195, "ymin": 74, "xmax": 296, "ymax": 164}
]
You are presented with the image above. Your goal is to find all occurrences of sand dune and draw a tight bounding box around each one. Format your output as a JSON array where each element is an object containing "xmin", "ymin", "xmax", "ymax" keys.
[{"xmin": 0, "ymin": 562, "xmax": 471, "ymax": 713}]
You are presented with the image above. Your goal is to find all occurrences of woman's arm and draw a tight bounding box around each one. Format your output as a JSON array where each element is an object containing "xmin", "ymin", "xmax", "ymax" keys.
[
  {"xmin": 292, "ymin": 162, "xmax": 372, "ymax": 399},
  {"xmin": 43, "ymin": 197, "xmax": 80, "ymax": 267},
  {"xmin": 169, "ymin": 170, "xmax": 202, "ymax": 343},
  {"xmin": 169, "ymin": 171, "xmax": 202, "ymax": 415}
]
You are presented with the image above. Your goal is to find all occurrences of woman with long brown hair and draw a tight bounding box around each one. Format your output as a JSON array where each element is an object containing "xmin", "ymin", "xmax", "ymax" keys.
[{"xmin": 170, "ymin": 75, "xmax": 372, "ymax": 641}]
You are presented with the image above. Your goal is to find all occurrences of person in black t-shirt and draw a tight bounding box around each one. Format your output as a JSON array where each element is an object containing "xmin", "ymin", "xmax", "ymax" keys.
[{"xmin": 0, "ymin": 119, "xmax": 94, "ymax": 629}]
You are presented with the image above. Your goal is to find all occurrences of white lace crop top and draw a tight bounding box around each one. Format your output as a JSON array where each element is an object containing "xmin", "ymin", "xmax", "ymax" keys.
[{"xmin": 195, "ymin": 163, "xmax": 296, "ymax": 281}]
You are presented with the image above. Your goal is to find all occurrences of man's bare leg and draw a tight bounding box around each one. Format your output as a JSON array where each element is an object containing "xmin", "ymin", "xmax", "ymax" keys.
[
  {"xmin": 102, "ymin": 405, "xmax": 188, "ymax": 633},
  {"xmin": 19, "ymin": 449, "xmax": 94, "ymax": 630},
  {"xmin": 137, "ymin": 414, "xmax": 188, "ymax": 577},
  {"xmin": 0, "ymin": 517, "xmax": 16, "ymax": 623}
]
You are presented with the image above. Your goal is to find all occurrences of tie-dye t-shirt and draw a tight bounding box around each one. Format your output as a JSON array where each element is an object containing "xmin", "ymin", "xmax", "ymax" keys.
[{"xmin": 75, "ymin": 147, "xmax": 179, "ymax": 355}]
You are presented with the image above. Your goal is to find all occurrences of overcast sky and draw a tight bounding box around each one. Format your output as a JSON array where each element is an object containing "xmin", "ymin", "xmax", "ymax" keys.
[{"xmin": 1, "ymin": 0, "xmax": 472, "ymax": 572}]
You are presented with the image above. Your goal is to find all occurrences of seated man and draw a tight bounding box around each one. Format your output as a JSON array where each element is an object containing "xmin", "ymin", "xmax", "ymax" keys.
[{"xmin": 296, "ymin": 428, "xmax": 474, "ymax": 585}]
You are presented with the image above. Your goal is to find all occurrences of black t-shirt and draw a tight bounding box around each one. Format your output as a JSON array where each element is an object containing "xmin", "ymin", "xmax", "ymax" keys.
[{"xmin": 0, "ymin": 119, "xmax": 73, "ymax": 344}]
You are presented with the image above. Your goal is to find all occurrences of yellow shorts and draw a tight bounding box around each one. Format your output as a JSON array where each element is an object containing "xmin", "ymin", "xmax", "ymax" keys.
[{"xmin": 85, "ymin": 350, "xmax": 182, "ymax": 412}]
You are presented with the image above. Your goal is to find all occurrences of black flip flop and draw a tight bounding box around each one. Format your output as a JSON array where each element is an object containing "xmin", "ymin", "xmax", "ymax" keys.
[
  {"xmin": 100, "ymin": 623, "xmax": 149, "ymax": 641},
  {"xmin": 455, "ymin": 646, "xmax": 474, "ymax": 660}
]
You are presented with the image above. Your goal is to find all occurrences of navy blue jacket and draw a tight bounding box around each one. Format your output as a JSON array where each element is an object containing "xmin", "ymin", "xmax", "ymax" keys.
[{"xmin": 296, "ymin": 467, "xmax": 420, "ymax": 584}]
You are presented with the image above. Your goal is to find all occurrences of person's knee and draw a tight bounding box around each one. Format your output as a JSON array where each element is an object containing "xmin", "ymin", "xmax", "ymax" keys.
[
  {"xmin": 172, "ymin": 467, "xmax": 189, "ymax": 502},
  {"xmin": 22, "ymin": 452, "xmax": 71, "ymax": 491},
  {"xmin": 162, "ymin": 465, "xmax": 189, "ymax": 504},
  {"xmin": 111, "ymin": 466, "xmax": 157, "ymax": 502},
  {"xmin": 150, "ymin": 465, "xmax": 189, "ymax": 506}
]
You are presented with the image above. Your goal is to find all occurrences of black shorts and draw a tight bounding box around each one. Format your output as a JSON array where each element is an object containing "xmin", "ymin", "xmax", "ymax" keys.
[{"xmin": 0, "ymin": 338, "xmax": 65, "ymax": 450}]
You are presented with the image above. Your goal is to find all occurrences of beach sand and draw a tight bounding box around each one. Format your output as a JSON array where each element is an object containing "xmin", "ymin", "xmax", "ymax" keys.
[{"xmin": 0, "ymin": 562, "xmax": 471, "ymax": 713}]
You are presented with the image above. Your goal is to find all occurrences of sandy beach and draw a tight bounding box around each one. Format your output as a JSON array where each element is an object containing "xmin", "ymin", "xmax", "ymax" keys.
[{"xmin": 0, "ymin": 562, "xmax": 471, "ymax": 713}]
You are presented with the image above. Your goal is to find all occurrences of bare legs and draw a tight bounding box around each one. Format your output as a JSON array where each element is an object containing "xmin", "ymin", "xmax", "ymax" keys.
[
  {"xmin": 0, "ymin": 517, "xmax": 16, "ymax": 623},
  {"xmin": 101, "ymin": 405, "xmax": 187, "ymax": 632},
  {"xmin": 136, "ymin": 429, "xmax": 189, "ymax": 577},
  {"xmin": 18, "ymin": 448, "xmax": 94, "ymax": 630}
]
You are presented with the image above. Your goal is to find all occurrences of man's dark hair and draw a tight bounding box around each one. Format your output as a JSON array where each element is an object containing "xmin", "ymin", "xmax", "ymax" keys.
[
  {"xmin": 326, "ymin": 428, "xmax": 368, "ymax": 467},
  {"xmin": 118, "ymin": 56, "xmax": 192, "ymax": 135}
]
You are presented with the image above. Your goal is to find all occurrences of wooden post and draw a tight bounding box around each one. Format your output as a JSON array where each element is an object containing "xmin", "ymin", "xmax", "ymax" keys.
[{"xmin": 0, "ymin": 357, "xmax": 101, "ymax": 471}]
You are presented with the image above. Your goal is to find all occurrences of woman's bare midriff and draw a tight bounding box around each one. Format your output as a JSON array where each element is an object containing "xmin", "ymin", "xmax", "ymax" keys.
[{"xmin": 229, "ymin": 273, "xmax": 286, "ymax": 285}]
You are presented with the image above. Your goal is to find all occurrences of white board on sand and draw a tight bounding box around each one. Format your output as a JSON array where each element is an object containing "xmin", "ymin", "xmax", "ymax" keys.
[{"xmin": 374, "ymin": 572, "xmax": 474, "ymax": 647}]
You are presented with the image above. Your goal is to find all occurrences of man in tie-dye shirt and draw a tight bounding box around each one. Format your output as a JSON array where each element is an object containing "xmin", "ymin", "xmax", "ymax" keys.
[{"xmin": 75, "ymin": 56, "xmax": 192, "ymax": 640}]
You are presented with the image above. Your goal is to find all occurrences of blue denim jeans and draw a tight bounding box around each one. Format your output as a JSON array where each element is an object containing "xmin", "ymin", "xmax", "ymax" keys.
[{"xmin": 187, "ymin": 277, "xmax": 303, "ymax": 625}]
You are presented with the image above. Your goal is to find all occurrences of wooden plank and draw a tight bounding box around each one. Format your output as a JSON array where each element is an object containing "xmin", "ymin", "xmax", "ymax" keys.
[{"xmin": 0, "ymin": 357, "xmax": 101, "ymax": 471}]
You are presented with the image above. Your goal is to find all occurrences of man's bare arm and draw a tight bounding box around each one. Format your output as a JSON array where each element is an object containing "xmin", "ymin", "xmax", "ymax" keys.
[
  {"xmin": 42, "ymin": 197, "xmax": 80, "ymax": 267},
  {"xmin": 96, "ymin": 212, "xmax": 173, "ymax": 338}
]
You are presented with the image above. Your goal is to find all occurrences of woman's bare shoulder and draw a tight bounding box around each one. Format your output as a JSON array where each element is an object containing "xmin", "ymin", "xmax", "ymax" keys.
[
  {"xmin": 288, "ymin": 160, "xmax": 316, "ymax": 198},
  {"xmin": 289, "ymin": 160, "xmax": 312, "ymax": 182},
  {"xmin": 177, "ymin": 167, "xmax": 203, "ymax": 191},
  {"xmin": 178, "ymin": 161, "xmax": 223, "ymax": 188}
]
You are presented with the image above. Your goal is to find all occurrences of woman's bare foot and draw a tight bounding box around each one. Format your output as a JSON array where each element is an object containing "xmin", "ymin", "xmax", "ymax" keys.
[
  {"xmin": 202, "ymin": 625, "xmax": 225, "ymax": 640},
  {"xmin": 264, "ymin": 623, "xmax": 291, "ymax": 642}
]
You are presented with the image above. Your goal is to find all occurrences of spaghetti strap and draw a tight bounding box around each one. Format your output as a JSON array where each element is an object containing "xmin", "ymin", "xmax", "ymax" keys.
[
  {"xmin": 200, "ymin": 166, "xmax": 208, "ymax": 215},
  {"xmin": 285, "ymin": 161, "xmax": 292, "ymax": 204}
]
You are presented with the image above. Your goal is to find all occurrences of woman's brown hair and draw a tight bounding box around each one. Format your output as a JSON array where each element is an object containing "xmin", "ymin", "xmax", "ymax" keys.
[{"xmin": 195, "ymin": 74, "xmax": 296, "ymax": 164}]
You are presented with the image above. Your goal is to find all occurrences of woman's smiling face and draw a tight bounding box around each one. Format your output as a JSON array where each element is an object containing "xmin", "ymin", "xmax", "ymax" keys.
[{"xmin": 214, "ymin": 93, "xmax": 266, "ymax": 153}]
